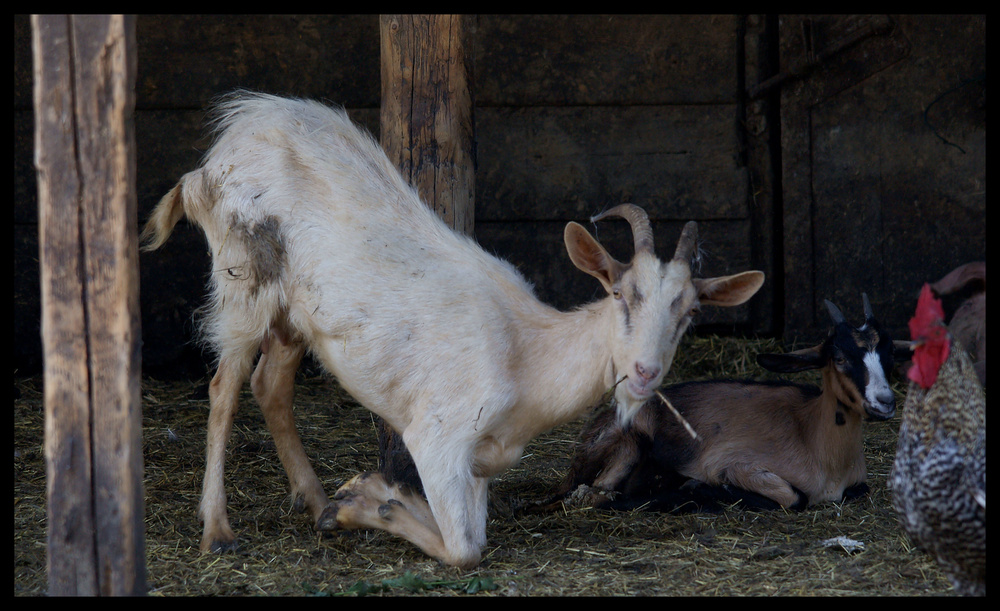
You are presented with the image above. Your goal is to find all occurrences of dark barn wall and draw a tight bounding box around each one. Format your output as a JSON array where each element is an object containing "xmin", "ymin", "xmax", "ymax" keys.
[
  {"xmin": 775, "ymin": 15, "xmax": 986, "ymax": 343},
  {"xmin": 14, "ymin": 15, "xmax": 985, "ymax": 378}
]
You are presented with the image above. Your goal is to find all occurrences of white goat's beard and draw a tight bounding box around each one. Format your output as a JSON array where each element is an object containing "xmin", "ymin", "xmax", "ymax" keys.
[{"xmin": 613, "ymin": 390, "xmax": 645, "ymax": 428}]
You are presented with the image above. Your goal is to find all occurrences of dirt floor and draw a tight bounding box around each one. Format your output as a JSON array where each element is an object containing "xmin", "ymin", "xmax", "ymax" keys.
[{"xmin": 14, "ymin": 335, "xmax": 963, "ymax": 596}]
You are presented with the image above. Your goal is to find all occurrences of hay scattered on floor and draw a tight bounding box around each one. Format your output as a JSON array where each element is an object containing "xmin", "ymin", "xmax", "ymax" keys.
[{"xmin": 14, "ymin": 334, "xmax": 957, "ymax": 596}]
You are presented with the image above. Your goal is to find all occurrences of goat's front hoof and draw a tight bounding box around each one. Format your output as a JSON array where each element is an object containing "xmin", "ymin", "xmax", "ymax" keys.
[
  {"xmin": 315, "ymin": 503, "xmax": 341, "ymax": 531},
  {"xmin": 789, "ymin": 486, "xmax": 809, "ymax": 511},
  {"xmin": 841, "ymin": 482, "xmax": 870, "ymax": 501},
  {"xmin": 325, "ymin": 489, "xmax": 381, "ymax": 531}
]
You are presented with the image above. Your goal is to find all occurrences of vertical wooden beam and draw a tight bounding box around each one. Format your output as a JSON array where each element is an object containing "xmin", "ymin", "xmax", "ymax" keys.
[
  {"xmin": 741, "ymin": 15, "xmax": 781, "ymax": 336},
  {"xmin": 380, "ymin": 14, "xmax": 476, "ymax": 235},
  {"xmin": 376, "ymin": 14, "xmax": 475, "ymax": 488},
  {"xmin": 32, "ymin": 14, "xmax": 145, "ymax": 596},
  {"xmin": 776, "ymin": 15, "xmax": 815, "ymax": 345}
]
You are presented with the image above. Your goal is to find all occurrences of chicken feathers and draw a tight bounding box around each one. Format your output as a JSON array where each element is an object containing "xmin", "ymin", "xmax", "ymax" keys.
[{"xmin": 891, "ymin": 284, "xmax": 986, "ymax": 596}]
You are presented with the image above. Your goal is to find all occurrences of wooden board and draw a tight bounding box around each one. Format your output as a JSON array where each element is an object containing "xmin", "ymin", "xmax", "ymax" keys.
[{"xmin": 778, "ymin": 15, "xmax": 985, "ymax": 342}]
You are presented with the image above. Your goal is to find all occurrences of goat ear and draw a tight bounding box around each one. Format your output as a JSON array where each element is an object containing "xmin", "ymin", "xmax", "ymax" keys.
[
  {"xmin": 694, "ymin": 271, "xmax": 765, "ymax": 307},
  {"xmin": 564, "ymin": 222, "xmax": 625, "ymax": 293},
  {"xmin": 756, "ymin": 346, "xmax": 825, "ymax": 373},
  {"xmin": 930, "ymin": 261, "xmax": 985, "ymax": 295}
]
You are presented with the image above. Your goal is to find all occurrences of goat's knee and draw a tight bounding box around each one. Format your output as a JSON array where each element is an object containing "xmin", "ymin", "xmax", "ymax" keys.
[{"xmin": 722, "ymin": 463, "xmax": 802, "ymax": 508}]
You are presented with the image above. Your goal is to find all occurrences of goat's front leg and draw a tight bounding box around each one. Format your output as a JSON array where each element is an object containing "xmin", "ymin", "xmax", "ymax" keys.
[
  {"xmin": 251, "ymin": 328, "xmax": 333, "ymax": 531},
  {"xmin": 329, "ymin": 472, "xmax": 451, "ymax": 561},
  {"xmin": 541, "ymin": 421, "xmax": 639, "ymax": 511},
  {"xmin": 328, "ymin": 450, "xmax": 488, "ymax": 568},
  {"xmin": 721, "ymin": 462, "xmax": 807, "ymax": 509},
  {"xmin": 200, "ymin": 350, "xmax": 255, "ymax": 552},
  {"xmin": 411, "ymin": 436, "xmax": 488, "ymax": 566}
]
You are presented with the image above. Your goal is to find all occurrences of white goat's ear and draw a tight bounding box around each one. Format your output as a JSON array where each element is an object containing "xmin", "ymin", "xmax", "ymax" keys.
[
  {"xmin": 564, "ymin": 222, "xmax": 625, "ymax": 293},
  {"xmin": 694, "ymin": 271, "xmax": 765, "ymax": 307},
  {"xmin": 756, "ymin": 345, "xmax": 825, "ymax": 373}
]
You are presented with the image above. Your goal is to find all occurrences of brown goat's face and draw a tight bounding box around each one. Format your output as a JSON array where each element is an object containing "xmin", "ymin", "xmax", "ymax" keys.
[
  {"xmin": 758, "ymin": 298, "xmax": 897, "ymax": 421},
  {"xmin": 826, "ymin": 320, "xmax": 896, "ymax": 421}
]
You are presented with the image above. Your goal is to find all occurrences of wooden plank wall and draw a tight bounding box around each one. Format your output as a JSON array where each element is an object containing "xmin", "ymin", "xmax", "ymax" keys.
[
  {"xmin": 14, "ymin": 15, "xmax": 985, "ymax": 377},
  {"xmin": 472, "ymin": 15, "xmax": 765, "ymax": 325},
  {"xmin": 15, "ymin": 15, "xmax": 765, "ymax": 377},
  {"xmin": 777, "ymin": 15, "xmax": 985, "ymax": 343}
]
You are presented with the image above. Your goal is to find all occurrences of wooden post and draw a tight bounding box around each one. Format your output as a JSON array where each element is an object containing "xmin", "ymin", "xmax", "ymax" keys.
[
  {"xmin": 32, "ymin": 14, "xmax": 145, "ymax": 596},
  {"xmin": 376, "ymin": 14, "xmax": 475, "ymax": 487},
  {"xmin": 380, "ymin": 14, "xmax": 476, "ymax": 235}
]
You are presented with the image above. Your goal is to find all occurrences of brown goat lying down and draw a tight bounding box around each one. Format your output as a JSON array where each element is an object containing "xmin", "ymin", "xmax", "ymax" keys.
[{"xmin": 546, "ymin": 295, "xmax": 911, "ymax": 513}]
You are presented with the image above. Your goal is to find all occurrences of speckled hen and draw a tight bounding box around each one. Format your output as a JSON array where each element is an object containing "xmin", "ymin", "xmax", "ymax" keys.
[{"xmin": 891, "ymin": 284, "xmax": 986, "ymax": 596}]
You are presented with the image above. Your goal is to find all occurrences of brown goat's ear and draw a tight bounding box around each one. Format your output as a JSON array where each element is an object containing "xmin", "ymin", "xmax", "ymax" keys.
[
  {"xmin": 930, "ymin": 261, "xmax": 985, "ymax": 295},
  {"xmin": 694, "ymin": 271, "xmax": 765, "ymax": 307},
  {"xmin": 564, "ymin": 221, "xmax": 626, "ymax": 293},
  {"xmin": 756, "ymin": 345, "xmax": 825, "ymax": 373}
]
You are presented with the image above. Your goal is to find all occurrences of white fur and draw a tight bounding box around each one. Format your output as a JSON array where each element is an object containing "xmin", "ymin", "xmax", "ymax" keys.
[{"xmin": 863, "ymin": 349, "xmax": 894, "ymax": 418}]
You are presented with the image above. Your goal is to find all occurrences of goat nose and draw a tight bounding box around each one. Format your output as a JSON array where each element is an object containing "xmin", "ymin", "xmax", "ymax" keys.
[{"xmin": 635, "ymin": 362, "xmax": 661, "ymax": 382}]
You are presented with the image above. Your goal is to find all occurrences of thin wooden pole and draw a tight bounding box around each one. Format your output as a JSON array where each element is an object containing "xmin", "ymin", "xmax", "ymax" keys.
[{"xmin": 32, "ymin": 14, "xmax": 145, "ymax": 596}]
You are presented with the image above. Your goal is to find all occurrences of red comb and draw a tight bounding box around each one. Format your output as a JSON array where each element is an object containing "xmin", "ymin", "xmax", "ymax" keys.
[{"xmin": 906, "ymin": 284, "xmax": 950, "ymax": 389}]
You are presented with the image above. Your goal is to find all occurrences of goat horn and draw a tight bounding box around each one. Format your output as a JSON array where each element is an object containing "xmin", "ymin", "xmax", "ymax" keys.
[
  {"xmin": 862, "ymin": 293, "xmax": 874, "ymax": 320},
  {"xmin": 824, "ymin": 299, "xmax": 847, "ymax": 325},
  {"xmin": 672, "ymin": 221, "xmax": 698, "ymax": 263},
  {"xmin": 590, "ymin": 204, "xmax": 655, "ymax": 256}
]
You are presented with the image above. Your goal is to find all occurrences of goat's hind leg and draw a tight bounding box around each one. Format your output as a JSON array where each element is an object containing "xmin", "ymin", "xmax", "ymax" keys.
[
  {"xmin": 200, "ymin": 349, "xmax": 256, "ymax": 552},
  {"xmin": 251, "ymin": 327, "xmax": 335, "ymax": 531}
]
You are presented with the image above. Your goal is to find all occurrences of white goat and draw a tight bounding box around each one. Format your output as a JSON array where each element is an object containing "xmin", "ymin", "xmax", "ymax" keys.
[{"xmin": 141, "ymin": 91, "xmax": 765, "ymax": 568}]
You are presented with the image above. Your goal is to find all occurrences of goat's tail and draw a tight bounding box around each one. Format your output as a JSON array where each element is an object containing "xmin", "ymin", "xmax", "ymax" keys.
[
  {"xmin": 140, "ymin": 169, "xmax": 213, "ymax": 251},
  {"xmin": 140, "ymin": 180, "xmax": 186, "ymax": 251}
]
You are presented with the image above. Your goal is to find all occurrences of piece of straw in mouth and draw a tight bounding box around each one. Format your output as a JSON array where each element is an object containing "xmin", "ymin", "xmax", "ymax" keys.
[{"xmin": 655, "ymin": 389, "xmax": 700, "ymax": 441}]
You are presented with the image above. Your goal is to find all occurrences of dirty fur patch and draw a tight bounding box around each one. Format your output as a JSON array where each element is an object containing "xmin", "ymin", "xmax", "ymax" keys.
[{"xmin": 224, "ymin": 213, "xmax": 287, "ymax": 294}]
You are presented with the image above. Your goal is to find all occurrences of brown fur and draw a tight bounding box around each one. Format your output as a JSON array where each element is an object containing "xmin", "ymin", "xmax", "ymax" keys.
[{"xmin": 552, "ymin": 298, "xmax": 906, "ymax": 512}]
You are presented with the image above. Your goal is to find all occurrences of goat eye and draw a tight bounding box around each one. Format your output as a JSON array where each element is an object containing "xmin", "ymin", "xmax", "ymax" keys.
[
  {"xmin": 689, "ymin": 307, "xmax": 700, "ymax": 317},
  {"xmin": 612, "ymin": 288, "xmax": 623, "ymax": 300}
]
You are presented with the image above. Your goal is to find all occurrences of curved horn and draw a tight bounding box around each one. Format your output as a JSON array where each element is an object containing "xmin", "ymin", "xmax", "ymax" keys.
[
  {"xmin": 672, "ymin": 221, "xmax": 698, "ymax": 263},
  {"xmin": 824, "ymin": 299, "xmax": 847, "ymax": 325},
  {"xmin": 862, "ymin": 293, "xmax": 874, "ymax": 320},
  {"xmin": 590, "ymin": 204, "xmax": 655, "ymax": 256}
]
